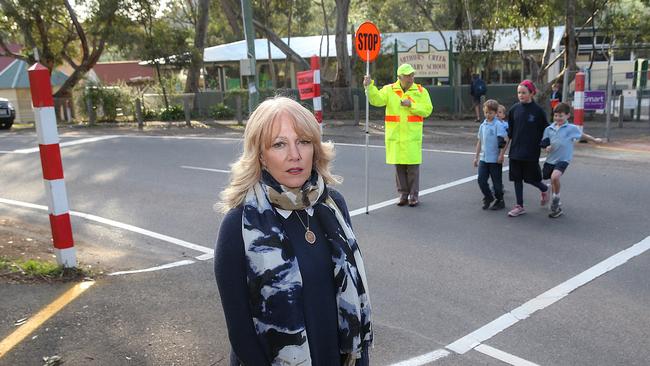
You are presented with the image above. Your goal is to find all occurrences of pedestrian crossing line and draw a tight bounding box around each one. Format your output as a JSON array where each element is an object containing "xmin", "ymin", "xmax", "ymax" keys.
[
  {"xmin": 389, "ymin": 236, "xmax": 650, "ymax": 365},
  {"xmin": 474, "ymin": 344, "xmax": 539, "ymax": 366},
  {"xmin": 0, "ymin": 198, "xmax": 213, "ymax": 256},
  {"xmin": 108, "ymin": 260, "xmax": 196, "ymax": 276},
  {"xmin": 0, "ymin": 281, "xmax": 94, "ymax": 359}
]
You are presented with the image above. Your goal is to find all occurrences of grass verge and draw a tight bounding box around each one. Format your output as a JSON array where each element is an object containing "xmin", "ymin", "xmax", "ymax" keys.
[{"xmin": 0, "ymin": 256, "xmax": 93, "ymax": 283}]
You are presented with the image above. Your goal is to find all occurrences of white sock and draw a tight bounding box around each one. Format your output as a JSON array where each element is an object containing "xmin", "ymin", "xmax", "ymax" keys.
[{"xmin": 553, "ymin": 193, "xmax": 560, "ymax": 199}]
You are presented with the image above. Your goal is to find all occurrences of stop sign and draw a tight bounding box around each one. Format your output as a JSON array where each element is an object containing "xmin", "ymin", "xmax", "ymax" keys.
[{"xmin": 355, "ymin": 21, "xmax": 381, "ymax": 62}]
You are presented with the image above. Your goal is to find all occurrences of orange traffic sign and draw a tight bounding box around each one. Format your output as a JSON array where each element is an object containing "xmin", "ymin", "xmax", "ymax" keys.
[{"xmin": 355, "ymin": 21, "xmax": 381, "ymax": 62}]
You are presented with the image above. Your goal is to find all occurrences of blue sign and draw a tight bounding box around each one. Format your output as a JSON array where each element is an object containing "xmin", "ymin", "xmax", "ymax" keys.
[{"xmin": 584, "ymin": 90, "xmax": 606, "ymax": 110}]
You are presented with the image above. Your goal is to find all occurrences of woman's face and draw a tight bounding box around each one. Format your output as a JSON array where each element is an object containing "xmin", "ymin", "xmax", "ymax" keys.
[
  {"xmin": 517, "ymin": 85, "xmax": 533, "ymax": 103},
  {"xmin": 261, "ymin": 112, "xmax": 314, "ymax": 188}
]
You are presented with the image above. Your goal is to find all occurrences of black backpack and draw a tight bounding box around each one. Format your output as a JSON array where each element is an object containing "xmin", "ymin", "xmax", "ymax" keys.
[{"xmin": 474, "ymin": 79, "xmax": 487, "ymax": 96}]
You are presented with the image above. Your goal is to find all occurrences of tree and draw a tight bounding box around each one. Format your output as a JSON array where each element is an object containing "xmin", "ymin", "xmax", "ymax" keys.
[
  {"xmin": 0, "ymin": 0, "xmax": 122, "ymax": 97},
  {"xmin": 126, "ymin": 0, "xmax": 191, "ymax": 108},
  {"xmin": 184, "ymin": 0, "xmax": 211, "ymax": 94}
]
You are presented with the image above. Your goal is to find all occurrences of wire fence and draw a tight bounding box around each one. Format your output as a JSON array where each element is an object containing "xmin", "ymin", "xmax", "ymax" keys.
[{"xmin": 45, "ymin": 75, "xmax": 650, "ymax": 126}]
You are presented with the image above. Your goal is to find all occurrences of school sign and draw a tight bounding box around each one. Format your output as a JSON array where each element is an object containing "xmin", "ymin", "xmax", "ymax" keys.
[{"xmin": 397, "ymin": 39, "xmax": 449, "ymax": 78}]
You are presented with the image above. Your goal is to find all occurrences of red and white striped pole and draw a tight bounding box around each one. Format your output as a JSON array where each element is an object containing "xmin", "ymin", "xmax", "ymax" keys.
[
  {"xmin": 28, "ymin": 63, "xmax": 76, "ymax": 268},
  {"xmin": 573, "ymin": 71, "xmax": 585, "ymax": 132},
  {"xmin": 310, "ymin": 55, "xmax": 322, "ymax": 131}
]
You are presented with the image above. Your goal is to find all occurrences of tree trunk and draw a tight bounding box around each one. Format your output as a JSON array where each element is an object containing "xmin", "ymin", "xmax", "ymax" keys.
[
  {"xmin": 185, "ymin": 0, "xmax": 210, "ymax": 94},
  {"xmin": 219, "ymin": 0, "xmax": 242, "ymax": 36},
  {"xmin": 329, "ymin": 0, "xmax": 351, "ymax": 111},
  {"xmin": 252, "ymin": 19, "xmax": 309, "ymax": 69}
]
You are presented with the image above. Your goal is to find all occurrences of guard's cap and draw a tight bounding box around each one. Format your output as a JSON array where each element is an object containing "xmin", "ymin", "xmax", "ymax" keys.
[{"xmin": 397, "ymin": 63, "xmax": 415, "ymax": 76}]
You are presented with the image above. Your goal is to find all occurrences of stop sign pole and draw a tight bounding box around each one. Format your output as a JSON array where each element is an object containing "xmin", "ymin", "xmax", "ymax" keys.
[{"xmin": 356, "ymin": 21, "xmax": 381, "ymax": 215}]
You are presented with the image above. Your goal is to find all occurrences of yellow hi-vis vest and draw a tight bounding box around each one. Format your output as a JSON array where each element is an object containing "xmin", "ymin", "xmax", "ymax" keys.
[{"xmin": 366, "ymin": 80, "xmax": 433, "ymax": 164}]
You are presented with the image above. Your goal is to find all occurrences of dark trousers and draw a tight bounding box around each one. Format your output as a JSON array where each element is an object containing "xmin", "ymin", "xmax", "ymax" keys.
[
  {"xmin": 395, "ymin": 164, "xmax": 420, "ymax": 199},
  {"xmin": 477, "ymin": 161, "xmax": 503, "ymax": 200}
]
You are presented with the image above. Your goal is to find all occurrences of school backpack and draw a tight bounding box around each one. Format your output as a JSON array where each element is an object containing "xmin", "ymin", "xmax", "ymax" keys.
[{"xmin": 474, "ymin": 79, "xmax": 487, "ymax": 96}]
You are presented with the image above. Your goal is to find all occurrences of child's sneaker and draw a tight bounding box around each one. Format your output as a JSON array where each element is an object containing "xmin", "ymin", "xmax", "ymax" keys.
[
  {"xmin": 550, "ymin": 197, "xmax": 561, "ymax": 212},
  {"xmin": 508, "ymin": 205, "xmax": 526, "ymax": 217},
  {"xmin": 490, "ymin": 199, "xmax": 505, "ymax": 210},
  {"xmin": 482, "ymin": 197, "xmax": 494, "ymax": 210},
  {"xmin": 549, "ymin": 207, "xmax": 563, "ymax": 218},
  {"xmin": 540, "ymin": 188, "xmax": 550, "ymax": 206}
]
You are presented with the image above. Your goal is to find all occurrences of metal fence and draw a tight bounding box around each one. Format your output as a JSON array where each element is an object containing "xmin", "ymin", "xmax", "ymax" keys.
[{"xmin": 65, "ymin": 76, "xmax": 649, "ymax": 125}]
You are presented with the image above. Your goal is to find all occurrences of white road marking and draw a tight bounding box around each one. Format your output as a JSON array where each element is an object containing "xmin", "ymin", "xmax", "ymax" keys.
[
  {"xmin": 388, "ymin": 349, "xmax": 450, "ymax": 366},
  {"xmin": 349, "ymin": 166, "xmax": 510, "ymax": 217},
  {"xmin": 446, "ymin": 236, "xmax": 650, "ymax": 354},
  {"xmin": 389, "ymin": 236, "xmax": 650, "ymax": 365},
  {"xmin": 474, "ymin": 344, "xmax": 539, "ymax": 366},
  {"xmin": 181, "ymin": 165, "xmax": 230, "ymax": 173},
  {"xmin": 108, "ymin": 260, "xmax": 195, "ymax": 276},
  {"xmin": 0, "ymin": 198, "xmax": 213, "ymax": 257},
  {"xmin": 122, "ymin": 135, "xmax": 242, "ymax": 142},
  {"xmin": 10, "ymin": 135, "xmax": 120, "ymax": 154},
  {"xmin": 333, "ymin": 142, "xmax": 475, "ymax": 155}
]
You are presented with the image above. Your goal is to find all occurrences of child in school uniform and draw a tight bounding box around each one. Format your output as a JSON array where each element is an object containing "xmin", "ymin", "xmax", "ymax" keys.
[
  {"xmin": 506, "ymin": 80, "xmax": 550, "ymax": 217},
  {"xmin": 473, "ymin": 99, "xmax": 508, "ymax": 210},
  {"xmin": 540, "ymin": 102, "xmax": 603, "ymax": 218},
  {"xmin": 497, "ymin": 104, "xmax": 508, "ymax": 129}
]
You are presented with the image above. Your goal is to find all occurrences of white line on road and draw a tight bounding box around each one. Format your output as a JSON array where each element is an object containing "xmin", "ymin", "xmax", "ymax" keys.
[
  {"xmin": 388, "ymin": 349, "xmax": 451, "ymax": 366},
  {"xmin": 122, "ymin": 135, "xmax": 242, "ymax": 142},
  {"xmin": 446, "ymin": 235, "xmax": 650, "ymax": 354},
  {"xmin": 11, "ymin": 135, "xmax": 120, "ymax": 153},
  {"xmin": 349, "ymin": 167, "xmax": 510, "ymax": 217},
  {"xmin": 389, "ymin": 236, "xmax": 650, "ymax": 365},
  {"xmin": 181, "ymin": 165, "xmax": 230, "ymax": 173},
  {"xmin": 474, "ymin": 344, "xmax": 539, "ymax": 366},
  {"xmin": 333, "ymin": 142, "xmax": 475, "ymax": 155},
  {"xmin": 0, "ymin": 198, "xmax": 213, "ymax": 256},
  {"xmin": 108, "ymin": 259, "xmax": 195, "ymax": 276}
]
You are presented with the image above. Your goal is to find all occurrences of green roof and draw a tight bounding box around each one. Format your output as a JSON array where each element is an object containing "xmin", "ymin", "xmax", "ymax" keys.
[{"xmin": 0, "ymin": 60, "xmax": 68, "ymax": 89}]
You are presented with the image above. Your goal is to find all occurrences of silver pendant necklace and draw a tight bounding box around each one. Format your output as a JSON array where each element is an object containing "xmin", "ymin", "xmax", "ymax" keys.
[{"xmin": 296, "ymin": 210, "xmax": 316, "ymax": 245}]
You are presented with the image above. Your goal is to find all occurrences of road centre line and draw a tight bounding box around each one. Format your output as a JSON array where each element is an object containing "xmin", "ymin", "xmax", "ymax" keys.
[
  {"xmin": 10, "ymin": 135, "xmax": 120, "ymax": 154},
  {"xmin": 108, "ymin": 259, "xmax": 195, "ymax": 276},
  {"xmin": 0, "ymin": 281, "xmax": 94, "ymax": 358},
  {"xmin": 474, "ymin": 344, "xmax": 540, "ymax": 366},
  {"xmin": 0, "ymin": 198, "xmax": 213, "ymax": 258},
  {"xmin": 181, "ymin": 165, "xmax": 230, "ymax": 173}
]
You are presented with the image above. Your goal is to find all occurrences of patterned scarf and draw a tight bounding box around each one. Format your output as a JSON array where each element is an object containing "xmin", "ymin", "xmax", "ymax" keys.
[{"xmin": 242, "ymin": 170, "xmax": 373, "ymax": 365}]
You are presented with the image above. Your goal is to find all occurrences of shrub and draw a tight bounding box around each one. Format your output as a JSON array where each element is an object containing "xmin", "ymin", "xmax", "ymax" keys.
[
  {"xmin": 210, "ymin": 103, "xmax": 235, "ymax": 119},
  {"xmin": 159, "ymin": 105, "xmax": 185, "ymax": 121}
]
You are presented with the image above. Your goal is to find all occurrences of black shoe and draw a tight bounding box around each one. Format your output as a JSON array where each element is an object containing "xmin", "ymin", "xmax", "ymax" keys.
[
  {"xmin": 549, "ymin": 207, "xmax": 564, "ymax": 218},
  {"xmin": 397, "ymin": 197, "xmax": 408, "ymax": 206},
  {"xmin": 490, "ymin": 199, "xmax": 505, "ymax": 210},
  {"xmin": 408, "ymin": 199, "xmax": 419, "ymax": 207},
  {"xmin": 482, "ymin": 197, "xmax": 494, "ymax": 210}
]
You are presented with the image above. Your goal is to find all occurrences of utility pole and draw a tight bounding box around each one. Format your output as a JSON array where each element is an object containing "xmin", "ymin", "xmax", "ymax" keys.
[{"xmin": 241, "ymin": 0, "xmax": 259, "ymax": 114}]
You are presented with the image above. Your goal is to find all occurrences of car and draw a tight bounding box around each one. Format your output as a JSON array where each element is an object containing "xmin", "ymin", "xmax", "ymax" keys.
[{"xmin": 0, "ymin": 97, "xmax": 16, "ymax": 130}]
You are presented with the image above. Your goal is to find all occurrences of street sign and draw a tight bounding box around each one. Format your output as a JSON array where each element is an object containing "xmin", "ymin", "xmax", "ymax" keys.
[
  {"xmin": 584, "ymin": 90, "xmax": 606, "ymax": 110},
  {"xmin": 623, "ymin": 89, "xmax": 637, "ymax": 109},
  {"xmin": 355, "ymin": 21, "xmax": 381, "ymax": 62},
  {"xmin": 296, "ymin": 70, "xmax": 314, "ymax": 100}
]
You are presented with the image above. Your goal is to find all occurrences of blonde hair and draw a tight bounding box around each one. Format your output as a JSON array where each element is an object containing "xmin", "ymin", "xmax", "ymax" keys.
[
  {"xmin": 497, "ymin": 104, "xmax": 506, "ymax": 113},
  {"xmin": 483, "ymin": 99, "xmax": 499, "ymax": 112},
  {"xmin": 218, "ymin": 96, "xmax": 340, "ymax": 213}
]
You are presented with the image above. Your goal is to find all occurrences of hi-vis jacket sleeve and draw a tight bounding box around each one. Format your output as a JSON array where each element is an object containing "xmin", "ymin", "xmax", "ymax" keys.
[
  {"xmin": 366, "ymin": 80, "xmax": 389, "ymax": 107},
  {"xmin": 409, "ymin": 87, "xmax": 433, "ymax": 117}
]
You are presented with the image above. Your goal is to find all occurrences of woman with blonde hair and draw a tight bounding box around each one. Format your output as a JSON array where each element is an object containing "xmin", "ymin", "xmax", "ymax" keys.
[{"xmin": 214, "ymin": 96, "xmax": 372, "ymax": 366}]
